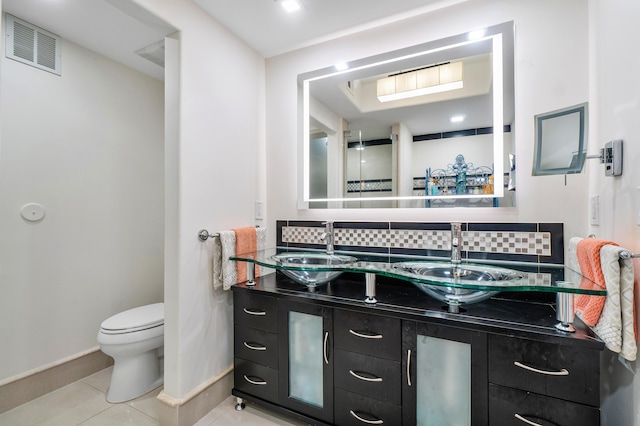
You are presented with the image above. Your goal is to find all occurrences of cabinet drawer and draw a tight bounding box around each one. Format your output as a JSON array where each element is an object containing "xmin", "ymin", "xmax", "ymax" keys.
[
  {"xmin": 234, "ymin": 291, "xmax": 278, "ymax": 332},
  {"xmin": 334, "ymin": 309, "xmax": 401, "ymax": 360},
  {"xmin": 489, "ymin": 335, "xmax": 599, "ymax": 406},
  {"xmin": 334, "ymin": 349, "xmax": 401, "ymax": 405},
  {"xmin": 334, "ymin": 388, "xmax": 401, "ymax": 426},
  {"xmin": 234, "ymin": 324, "xmax": 278, "ymax": 369},
  {"xmin": 489, "ymin": 384, "xmax": 600, "ymax": 426},
  {"xmin": 234, "ymin": 358, "xmax": 278, "ymax": 404}
]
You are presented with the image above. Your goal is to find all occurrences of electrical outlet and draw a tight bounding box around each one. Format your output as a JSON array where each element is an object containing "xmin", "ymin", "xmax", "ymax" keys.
[
  {"xmin": 590, "ymin": 195, "xmax": 599, "ymax": 226},
  {"xmin": 255, "ymin": 201, "xmax": 264, "ymax": 220}
]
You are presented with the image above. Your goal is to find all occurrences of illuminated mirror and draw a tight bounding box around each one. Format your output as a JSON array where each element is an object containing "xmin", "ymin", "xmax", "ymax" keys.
[{"xmin": 299, "ymin": 21, "xmax": 515, "ymax": 209}]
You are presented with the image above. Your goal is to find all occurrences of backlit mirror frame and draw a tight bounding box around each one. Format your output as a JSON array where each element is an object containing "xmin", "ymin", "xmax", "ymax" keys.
[{"xmin": 299, "ymin": 21, "xmax": 514, "ymax": 208}]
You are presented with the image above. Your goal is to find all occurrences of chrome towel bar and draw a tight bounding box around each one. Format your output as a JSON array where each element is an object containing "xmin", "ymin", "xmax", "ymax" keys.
[{"xmin": 198, "ymin": 226, "xmax": 260, "ymax": 242}]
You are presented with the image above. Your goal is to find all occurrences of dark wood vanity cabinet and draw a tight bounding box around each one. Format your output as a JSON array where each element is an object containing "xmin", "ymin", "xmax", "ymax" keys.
[
  {"xmin": 232, "ymin": 282, "xmax": 603, "ymax": 426},
  {"xmin": 488, "ymin": 334, "xmax": 601, "ymax": 426}
]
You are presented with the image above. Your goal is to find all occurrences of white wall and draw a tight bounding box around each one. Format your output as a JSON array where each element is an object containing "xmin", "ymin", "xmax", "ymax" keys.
[
  {"xmin": 588, "ymin": 0, "xmax": 640, "ymax": 424},
  {"xmin": 130, "ymin": 0, "xmax": 265, "ymax": 399},
  {"xmin": 0, "ymin": 34, "xmax": 164, "ymax": 382},
  {"xmin": 265, "ymin": 0, "xmax": 590, "ymax": 244}
]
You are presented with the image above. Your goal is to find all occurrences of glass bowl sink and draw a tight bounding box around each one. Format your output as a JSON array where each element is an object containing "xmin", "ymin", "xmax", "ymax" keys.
[
  {"xmin": 393, "ymin": 261, "xmax": 527, "ymax": 311},
  {"xmin": 270, "ymin": 252, "xmax": 357, "ymax": 286}
]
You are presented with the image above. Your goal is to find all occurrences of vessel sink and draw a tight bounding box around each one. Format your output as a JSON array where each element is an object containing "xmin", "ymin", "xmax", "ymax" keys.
[
  {"xmin": 270, "ymin": 252, "xmax": 357, "ymax": 286},
  {"xmin": 393, "ymin": 261, "xmax": 527, "ymax": 311}
]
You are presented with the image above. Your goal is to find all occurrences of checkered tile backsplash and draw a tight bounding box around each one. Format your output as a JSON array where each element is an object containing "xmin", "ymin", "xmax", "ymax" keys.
[{"xmin": 281, "ymin": 226, "xmax": 552, "ymax": 256}]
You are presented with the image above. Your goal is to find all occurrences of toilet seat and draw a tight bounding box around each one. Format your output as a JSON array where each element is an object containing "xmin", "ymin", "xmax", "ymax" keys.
[{"xmin": 100, "ymin": 303, "xmax": 164, "ymax": 335}]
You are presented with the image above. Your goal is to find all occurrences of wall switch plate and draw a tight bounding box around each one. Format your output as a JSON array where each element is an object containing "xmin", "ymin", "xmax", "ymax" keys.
[
  {"xmin": 590, "ymin": 195, "xmax": 599, "ymax": 226},
  {"xmin": 254, "ymin": 201, "xmax": 264, "ymax": 220}
]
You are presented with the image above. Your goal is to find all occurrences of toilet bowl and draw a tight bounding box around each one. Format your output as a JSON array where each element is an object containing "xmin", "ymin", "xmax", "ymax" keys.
[{"xmin": 97, "ymin": 302, "xmax": 164, "ymax": 403}]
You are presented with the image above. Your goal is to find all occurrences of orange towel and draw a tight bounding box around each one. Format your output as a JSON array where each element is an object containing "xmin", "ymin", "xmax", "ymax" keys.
[
  {"xmin": 574, "ymin": 238, "xmax": 618, "ymax": 326},
  {"xmin": 233, "ymin": 227, "xmax": 259, "ymax": 283}
]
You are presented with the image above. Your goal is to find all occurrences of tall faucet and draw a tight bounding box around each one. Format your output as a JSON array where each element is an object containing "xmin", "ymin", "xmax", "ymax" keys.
[
  {"xmin": 450, "ymin": 222, "xmax": 462, "ymax": 265},
  {"xmin": 319, "ymin": 221, "xmax": 334, "ymax": 254}
]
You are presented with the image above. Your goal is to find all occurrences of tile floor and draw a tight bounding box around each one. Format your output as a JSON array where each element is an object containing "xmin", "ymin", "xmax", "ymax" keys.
[{"xmin": 0, "ymin": 367, "xmax": 306, "ymax": 426}]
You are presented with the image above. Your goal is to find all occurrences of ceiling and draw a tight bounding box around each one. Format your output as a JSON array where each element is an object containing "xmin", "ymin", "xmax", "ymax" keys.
[
  {"xmin": 1, "ymin": 0, "xmax": 466, "ymax": 82},
  {"xmin": 193, "ymin": 0, "xmax": 466, "ymax": 58}
]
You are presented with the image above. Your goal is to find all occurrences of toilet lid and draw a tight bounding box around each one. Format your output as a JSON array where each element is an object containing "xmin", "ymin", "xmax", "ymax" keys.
[{"xmin": 101, "ymin": 303, "xmax": 164, "ymax": 333}]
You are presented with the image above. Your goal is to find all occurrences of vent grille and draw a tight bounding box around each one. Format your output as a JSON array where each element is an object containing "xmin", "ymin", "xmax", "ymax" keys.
[{"xmin": 6, "ymin": 14, "xmax": 61, "ymax": 75}]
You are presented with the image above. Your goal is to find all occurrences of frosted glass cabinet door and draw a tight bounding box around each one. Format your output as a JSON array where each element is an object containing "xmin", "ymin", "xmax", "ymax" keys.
[
  {"xmin": 402, "ymin": 321, "xmax": 488, "ymax": 426},
  {"xmin": 279, "ymin": 300, "xmax": 334, "ymax": 424}
]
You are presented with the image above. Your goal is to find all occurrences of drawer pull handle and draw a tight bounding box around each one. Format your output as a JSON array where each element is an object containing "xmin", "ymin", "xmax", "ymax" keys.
[
  {"xmin": 349, "ymin": 329, "xmax": 383, "ymax": 339},
  {"xmin": 243, "ymin": 342, "xmax": 267, "ymax": 351},
  {"xmin": 349, "ymin": 410, "xmax": 384, "ymax": 425},
  {"xmin": 514, "ymin": 361, "xmax": 569, "ymax": 376},
  {"xmin": 514, "ymin": 413, "xmax": 544, "ymax": 426},
  {"xmin": 323, "ymin": 331, "xmax": 330, "ymax": 365},
  {"xmin": 243, "ymin": 375, "xmax": 267, "ymax": 386},
  {"xmin": 407, "ymin": 349, "xmax": 412, "ymax": 387},
  {"xmin": 243, "ymin": 308, "xmax": 266, "ymax": 316},
  {"xmin": 349, "ymin": 370, "xmax": 383, "ymax": 382}
]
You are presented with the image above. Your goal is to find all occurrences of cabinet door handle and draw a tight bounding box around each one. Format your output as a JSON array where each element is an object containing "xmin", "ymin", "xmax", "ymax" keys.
[
  {"xmin": 407, "ymin": 349, "xmax": 412, "ymax": 387},
  {"xmin": 243, "ymin": 341, "xmax": 267, "ymax": 351},
  {"xmin": 323, "ymin": 331, "xmax": 329, "ymax": 365},
  {"xmin": 349, "ymin": 329, "xmax": 383, "ymax": 339},
  {"xmin": 349, "ymin": 370, "xmax": 383, "ymax": 382},
  {"xmin": 514, "ymin": 413, "xmax": 544, "ymax": 426},
  {"xmin": 243, "ymin": 308, "xmax": 266, "ymax": 316},
  {"xmin": 349, "ymin": 410, "xmax": 384, "ymax": 425},
  {"xmin": 243, "ymin": 375, "xmax": 267, "ymax": 385},
  {"xmin": 514, "ymin": 361, "xmax": 569, "ymax": 376}
]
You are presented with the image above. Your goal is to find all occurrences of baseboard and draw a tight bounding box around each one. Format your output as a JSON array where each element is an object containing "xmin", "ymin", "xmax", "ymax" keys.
[
  {"xmin": 158, "ymin": 366, "xmax": 234, "ymax": 426},
  {"xmin": 0, "ymin": 349, "xmax": 113, "ymax": 414}
]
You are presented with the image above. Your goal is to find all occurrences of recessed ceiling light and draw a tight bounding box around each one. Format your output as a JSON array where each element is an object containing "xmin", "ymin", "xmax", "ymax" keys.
[
  {"xmin": 334, "ymin": 62, "xmax": 349, "ymax": 71},
  {"xmin": 450, "ymin": 115, "xmax": 465, "ymax": 123},
  {"xmin": 281, "ymin": 0, "xmax": 301, "ymax": 13}
]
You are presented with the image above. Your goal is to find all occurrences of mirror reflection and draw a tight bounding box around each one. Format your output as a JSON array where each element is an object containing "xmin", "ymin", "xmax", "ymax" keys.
[{"xmin": 300, "ymin": 21, "xmax": 515, "ymax": 209}]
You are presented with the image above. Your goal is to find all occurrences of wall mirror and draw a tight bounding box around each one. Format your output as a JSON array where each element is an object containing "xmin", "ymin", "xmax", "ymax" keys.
[
  {"xmin": 532, "ymin": 103, "xmax": 588, "ymax": 176},
  {"xmin": 299, "ymin": 21, "xmax": 515, "ymax": 209}
]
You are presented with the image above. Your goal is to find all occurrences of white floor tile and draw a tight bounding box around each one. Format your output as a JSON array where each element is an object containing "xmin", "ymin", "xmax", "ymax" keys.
[
  {"xmin": 0, "ymin": 368, "xmax": 307, "ymax": 426},
  {"xmin": 78, "ymin": 404, "xmax": 158, "ymax": 426},
  {"xmin": 0, "ymin": 382, "xmax": 111, "ymax": 426}
]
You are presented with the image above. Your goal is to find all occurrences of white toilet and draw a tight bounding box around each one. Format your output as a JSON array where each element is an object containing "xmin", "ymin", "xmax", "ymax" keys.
[{"xmin": 97, "ymin": 302, "xmax": 164, "ymax": 403}]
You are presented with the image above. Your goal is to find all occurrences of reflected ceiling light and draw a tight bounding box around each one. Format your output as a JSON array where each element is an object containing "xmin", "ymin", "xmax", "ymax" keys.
[
  {"xmin": 280, "ymin": 0, "xmax": 301, "ymax": 13},
  {"xmin": 450, "ymin": 115, "xmax": 465, "ymax": 123},
  {"xmin": 334, "ymin": 62, "xmax": 349, "ymax": 71},
  {"xmin": 468, "ymin": 29, "xmax": 486, "ymax": 40},
  {"xmin": 376, "ymin": 61, "xmax": 463, "ymax": 102}
]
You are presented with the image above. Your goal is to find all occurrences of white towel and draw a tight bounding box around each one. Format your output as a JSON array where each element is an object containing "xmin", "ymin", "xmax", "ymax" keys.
[
  {"xmin": 219, "ymin": 230, "xmax": 237, "ymax": 290},
  {"xmin": 256, "ymin": 227, "xmax": 267, "ymax": 277},
  {"xmin": 592, "ymin": 245, "xmax": 636, "ymax": 361},
  {"xmin": 212, "ymin": 235, "xmax": 224, "ymax": 290}
]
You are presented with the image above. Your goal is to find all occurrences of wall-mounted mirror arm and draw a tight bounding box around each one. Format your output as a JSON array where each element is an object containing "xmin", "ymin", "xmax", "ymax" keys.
[{"xmin": 585, "ymin": 139, "xmax": 623, "ymax": 176}]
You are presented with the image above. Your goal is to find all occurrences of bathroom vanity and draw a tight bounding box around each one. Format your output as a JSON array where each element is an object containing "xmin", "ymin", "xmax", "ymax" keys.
[{"xmin": 230, "ymin": 251, "xmax": 604, "ymax": 426}]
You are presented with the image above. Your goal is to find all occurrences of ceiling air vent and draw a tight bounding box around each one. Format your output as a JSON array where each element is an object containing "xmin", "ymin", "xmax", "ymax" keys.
[{"xmin": 5, "ymin": 14, "xmax": 61, "ymax": 75}]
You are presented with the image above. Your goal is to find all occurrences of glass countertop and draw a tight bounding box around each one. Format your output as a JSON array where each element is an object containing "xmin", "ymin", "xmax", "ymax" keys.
[{"xmin": 230, "ymin": 248, "xmax": 606, "ymax": 296}]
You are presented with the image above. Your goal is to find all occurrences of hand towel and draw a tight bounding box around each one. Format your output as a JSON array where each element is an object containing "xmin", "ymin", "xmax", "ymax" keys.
[
  {"xmin": 219, "ymin": 230, "xmax": 237, "ymax": 290},
  {"xmin": 592, "ymin": 245, "xmax": 637, "ymax": 361},
  {"xmin": 574, "ymin": 237, "xmax": 617, "ymax": 326},
  {"xmin": 212, "ymin": 235, "xmax": 224, "ymax": 290},
  {"xmin": 233, "ymin": 226, "xmax": 257, "ymax": 283},
  {"xmin": 256, "ymin": 227, "xmax": 267, "ymax": 277}
]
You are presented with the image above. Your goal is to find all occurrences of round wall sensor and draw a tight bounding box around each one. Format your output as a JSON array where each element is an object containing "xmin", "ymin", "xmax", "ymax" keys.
[{"xmin": 20, "ymin": 203, "xmax": 45, "ymax": 222}]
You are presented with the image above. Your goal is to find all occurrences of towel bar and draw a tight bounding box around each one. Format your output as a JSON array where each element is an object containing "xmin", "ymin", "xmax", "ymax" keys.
[
  {"xmin": 586, "ymin": 235, "xmax": 639, "ymax": 259},
  {"xmin": 198, "ymin": 226, "xmax": 260, "ymax": 242}
]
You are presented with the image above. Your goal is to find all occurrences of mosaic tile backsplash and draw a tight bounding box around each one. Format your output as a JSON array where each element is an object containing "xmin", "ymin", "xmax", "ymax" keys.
[{"xmin": 277, "ymin": 221, "xmax": 564, "ymax": 264}]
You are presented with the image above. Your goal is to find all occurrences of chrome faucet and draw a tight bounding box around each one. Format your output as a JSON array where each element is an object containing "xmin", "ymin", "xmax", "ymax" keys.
[
  {"xmin": 319, "ymin": 221, "xmax": 335, "ymax": 254},
  {"xmin": 450, "ymin": 222, "xmax": 462, "ymax": 266}
]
